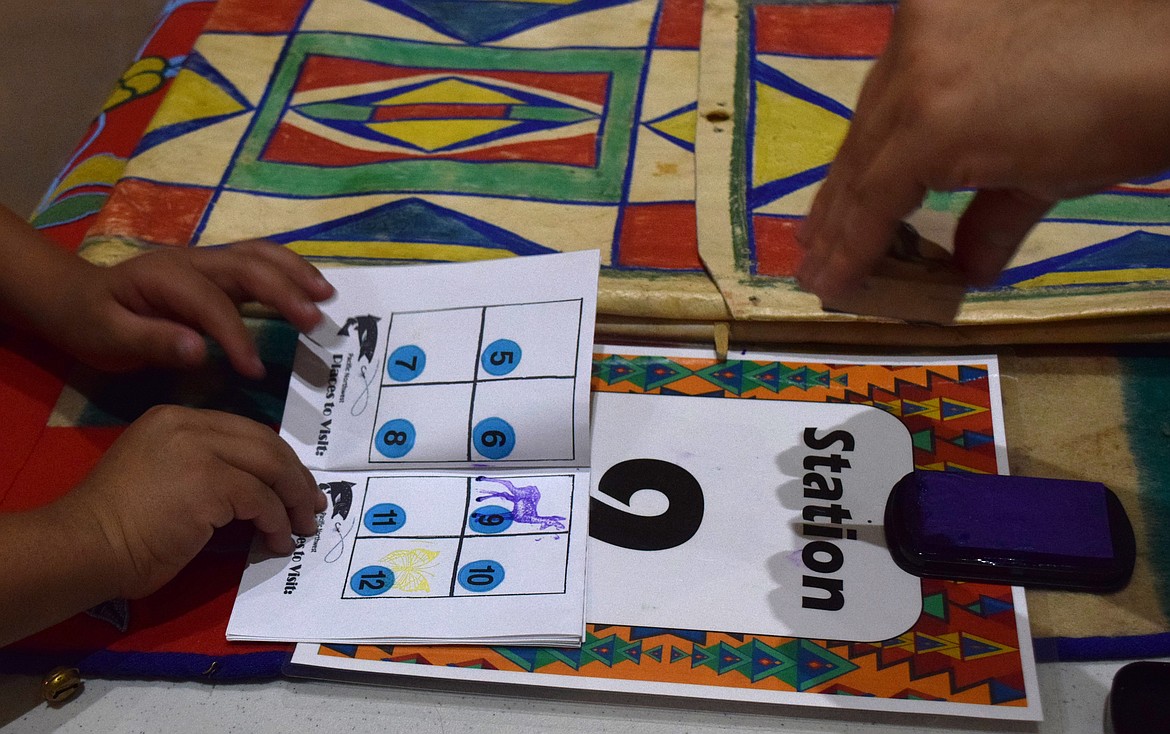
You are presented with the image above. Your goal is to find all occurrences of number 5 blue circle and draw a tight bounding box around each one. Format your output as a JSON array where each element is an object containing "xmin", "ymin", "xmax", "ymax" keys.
[{"xmin": 481, "ymin": 339, "xmax": 521, "ymax": 376}]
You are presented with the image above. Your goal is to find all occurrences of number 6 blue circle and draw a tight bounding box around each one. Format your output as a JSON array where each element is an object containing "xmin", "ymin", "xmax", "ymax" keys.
[{"xmin": 472, "ymin": 417, "xmax": 515, "ymax": 459}]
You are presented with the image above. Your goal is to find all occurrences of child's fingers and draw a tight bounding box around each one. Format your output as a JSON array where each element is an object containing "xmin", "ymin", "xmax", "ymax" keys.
[
  {"xmin": 220, "ymin": 466, "xmax": 297, "ymax": 555},
  {"xmin": 133, "ymin": 265, "xmax": 266, "ymax": 379},
  {"xmin": 195, "ymin": 242, "xmax": 334, "ymax": 332},
  {"xmin": 102, "ymin": 308, "xmax": 209, "ymax": 370},
  {"xmin": 238, "ymin": 240, "xmax": 334, "ymax": 301},
  {"xmin": 205, "ymin": 412, "xmax": 324, "ymax": 537}
]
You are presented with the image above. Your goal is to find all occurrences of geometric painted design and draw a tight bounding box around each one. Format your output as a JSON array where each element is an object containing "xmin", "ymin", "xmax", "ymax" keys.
[
  {"xmin": 749, "ymin": 59, "xmax": 850, "ymax": 208},
  {"xmin": 270, "ymin": 198, "xmax": 558, "ymax": 262},
  {"xmin": 995, "ymin": 230, "xmax": 1170, "ymax": 289},
  {"xmin": 80, "ymin": 0, "xmax": 709, "ymax": 285},
  {"xmin": 372, "ymin": 0, "xmax": 638, "ymax": 45},
  {"xmin": 136, "ymin": 51, "xmax": 253, "ymax": 153},
  {"xmin": 732, "ymin": 0, "xmax": 1170, "ymax": 316},
  {"xmin": 644, "ymin": 101, "xmax": 697, "ymax": 152},
  {"xmin": 281, "ymin": 73, "xmax": 605, "ymax": 165},
  {"xmin": 228, "ymin": 35, "xmax": 644, "ymax": 203}
]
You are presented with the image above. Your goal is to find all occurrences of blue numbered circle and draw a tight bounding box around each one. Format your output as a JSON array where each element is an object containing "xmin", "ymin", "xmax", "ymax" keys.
[
  {"xmin": 387, "ymin": 345, "xmax": 426, "ymax": 382},
  {"xmin": 458, "ymin": 560, "xmax": 505, "ymax": 592},
  {"xmin": 472, "ymin": 417, "xmax": 515, "ymax": 460},
  {"xmin": 469, "ymin": 504, "xmax": 513, "ymax": 534},
  {"xmin": 481, "ymin": 339, "xmax": 522, "ymax": 376},
  {"xmin": 350, "ymin": 565, "xmax": 395, "ymax": 596},
  {"xmin": 375, "ymin": 419, "xmax": 416, "ymax": 458},
  {"xmin": 363, "ymin": 502, "xmax": 406, "ymax": 534}
]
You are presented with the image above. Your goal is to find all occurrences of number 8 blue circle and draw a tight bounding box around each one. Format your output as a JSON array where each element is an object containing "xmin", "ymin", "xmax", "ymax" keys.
[{"xmin": 375, "ymin": 419, "xmax": 416, "ymax": 458}]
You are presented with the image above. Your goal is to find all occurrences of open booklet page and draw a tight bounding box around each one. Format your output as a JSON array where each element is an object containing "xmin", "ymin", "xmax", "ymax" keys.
[{"xmin": 228, "ymin": 252, "xmax": 599, "ymax": 645}]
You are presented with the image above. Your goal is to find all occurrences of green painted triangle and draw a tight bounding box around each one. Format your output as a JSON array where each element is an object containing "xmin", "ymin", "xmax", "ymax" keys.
[
  {"xmin": 911, "ymin": 429, "xmax": 936, "ymax": 453},
  {"xmin": 698, "ymin": 361, "xmax": 747, "ymax": 395},
  {"xmin": 922, "ymin": 592, "xmax": 948, "ymax": 620}
]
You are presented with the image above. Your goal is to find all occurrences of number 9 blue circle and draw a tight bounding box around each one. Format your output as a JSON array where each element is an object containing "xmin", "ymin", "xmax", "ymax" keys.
[
  {"xmin": 469, "ymin": 504, "xmax": 513, "ymax": 533},
  {"xmin": 458, "ymin": 560, "xmax": 505, "ymax": 592},
  {"xmin": 387, "ymin": 345, "xmax": 426, "ymax": 382},
  {"xmin": 375, "ymin": 419, "xmax": 416, "ymax": 458},
  {"xmin": 481, "ymin": 339, "xmax": 521, "ymax": 376},
  {"xmin": 350, "ymin": 565, "xmax": 396, "ymax": 596},
  {"xmin": 472, "ymin": 417, "xmax": 515, "ymax": 460}
]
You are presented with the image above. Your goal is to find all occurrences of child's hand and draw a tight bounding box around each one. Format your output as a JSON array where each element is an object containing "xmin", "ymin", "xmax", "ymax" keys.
[
  {"xmin": 63, "ymin": 405, "xmax": 325, "ymax": 600},
  {"xmin": 50, "ymin": 240, "xmax": 334, "ymax": 378}
]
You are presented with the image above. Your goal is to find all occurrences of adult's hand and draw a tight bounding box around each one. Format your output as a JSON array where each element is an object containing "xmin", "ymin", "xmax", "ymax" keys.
[{"xmin": 797, "ymin": 0, "xmax": 1170, "ymax": 301}]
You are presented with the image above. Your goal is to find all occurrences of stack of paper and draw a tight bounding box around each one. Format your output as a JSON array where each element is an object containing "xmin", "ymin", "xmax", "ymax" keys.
[{"xmin": 227, "ymin": 252, "xmax": 598, "ymax": 645}]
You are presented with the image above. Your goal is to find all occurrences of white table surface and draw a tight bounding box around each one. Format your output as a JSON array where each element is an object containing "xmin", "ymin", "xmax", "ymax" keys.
[{"xmin": 0, "ymin": 657, "xmax": 1148, "ymax": 733}]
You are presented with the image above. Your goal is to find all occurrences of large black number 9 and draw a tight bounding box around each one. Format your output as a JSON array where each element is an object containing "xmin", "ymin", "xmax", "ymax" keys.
[{"xmin": 590, "ymin": 459, "xmax": 704, "ymax": 551}]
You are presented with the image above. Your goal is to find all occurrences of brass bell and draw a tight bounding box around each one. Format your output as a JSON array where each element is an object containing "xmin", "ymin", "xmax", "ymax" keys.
[{"xmin": 41, "ymin": 666, "xmax": 82, "ymax": 704}]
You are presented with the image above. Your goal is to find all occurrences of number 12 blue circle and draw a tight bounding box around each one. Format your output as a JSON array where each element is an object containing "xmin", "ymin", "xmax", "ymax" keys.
[{"xmin": 350, "ymin": 565, "xmax": 395, "ymax": 596}]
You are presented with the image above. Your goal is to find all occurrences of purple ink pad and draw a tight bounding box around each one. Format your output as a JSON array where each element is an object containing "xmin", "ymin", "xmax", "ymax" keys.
[{"xmin": 884, "ymin": 471, "xmax": 1135, "ymax": 592}]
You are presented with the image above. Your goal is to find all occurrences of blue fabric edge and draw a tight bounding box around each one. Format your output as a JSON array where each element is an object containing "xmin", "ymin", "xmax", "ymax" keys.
[{"xmin": 6, "ymin": 633, "xmax": 1170, "ymax": 682}]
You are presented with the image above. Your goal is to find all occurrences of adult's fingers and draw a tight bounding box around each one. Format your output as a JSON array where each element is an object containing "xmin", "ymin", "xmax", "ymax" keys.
[
  {"xmin": 953, "ymin": 189, "xmax": 1053, "ymax": 286},
  {"xmin": 799, "ymin": 137, "xmax": 927, "ymax": 300},
  {"xmin": 801, "ymin": 51, "xmax": 896, "ymax": 250}
]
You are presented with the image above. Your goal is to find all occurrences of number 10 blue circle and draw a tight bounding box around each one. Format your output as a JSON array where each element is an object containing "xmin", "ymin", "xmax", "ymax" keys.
[{"xmin": 458, "ymin": 560, "xmax": 505, "ymax": 592}]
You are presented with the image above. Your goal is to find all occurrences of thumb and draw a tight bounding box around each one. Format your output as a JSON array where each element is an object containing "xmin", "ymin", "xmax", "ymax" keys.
[{"xmin": 953, "ymin": 189, "xmax": 1054, "ymax": 287}]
